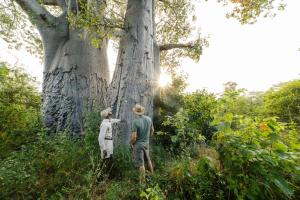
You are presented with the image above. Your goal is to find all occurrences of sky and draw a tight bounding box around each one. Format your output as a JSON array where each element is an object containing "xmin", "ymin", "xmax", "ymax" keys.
[
  {"xmin": 0, "ymin": 0, "xmax": 299, "ymax": 94},
  {"xmin": 183, "ymin": 0, "xmax": 300, "ymax": 93}
]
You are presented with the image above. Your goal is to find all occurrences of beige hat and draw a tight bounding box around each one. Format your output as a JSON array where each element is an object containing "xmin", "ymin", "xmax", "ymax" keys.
[
  {"xmin": 132, "ymin": 104, "xmax": 145, "ymax": 115},
  {"xmin": 101, "ymin": 107, "xmax": 112, "ymax": 118}
]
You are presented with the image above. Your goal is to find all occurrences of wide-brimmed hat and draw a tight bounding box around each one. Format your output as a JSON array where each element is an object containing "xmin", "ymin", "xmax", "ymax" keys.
[
  {"xmin": 101, "ymin": 107, "xmax": 112, "ymax": 118},
  {"xmin": 132, "ymin": 104, "xmax": 145, "ymax": 115}
]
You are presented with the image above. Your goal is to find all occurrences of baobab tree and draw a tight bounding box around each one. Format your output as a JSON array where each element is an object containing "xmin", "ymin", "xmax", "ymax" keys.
[
  {"xmin": 0, "ymin": 0, "xmax": 205, "ymax": 138},
  {"xmin": 5, "ymin": 0, "xmax": 110, "ymax": 136}
]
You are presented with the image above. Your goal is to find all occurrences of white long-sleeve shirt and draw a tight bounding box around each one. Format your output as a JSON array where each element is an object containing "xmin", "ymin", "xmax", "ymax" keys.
[{"xmin": 98, "ymin": 118, "xmax": 120, "ymax": 158}]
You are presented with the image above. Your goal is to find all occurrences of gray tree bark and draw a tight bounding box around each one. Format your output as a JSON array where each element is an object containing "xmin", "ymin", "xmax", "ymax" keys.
[
  {"xmin": 15, "ymin": 0, "xmax": 109, "ymax": 136},
  {"xmin": 109, "ymin": 0, "xmax": 156, "ymax": 143},
  {"xmin": 41, "ymin": 29, "xmax": 109, "ymax": 136},
  {"xmin": 14, "ymin": 0, "xmax": 196, "ymax": 138}
]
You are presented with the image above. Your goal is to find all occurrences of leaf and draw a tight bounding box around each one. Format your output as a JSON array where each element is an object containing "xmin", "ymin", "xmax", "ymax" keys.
[
  {"xmin": 272, "ymin": 177, "xmax": 293, "ymax": 198},
  {"xmin": 171, "ymin": 135, "xmax": 178, "ymax": 143},
  {"xmin": 273, "ymin": 141, "xmax": 288, "ymax": 152}
]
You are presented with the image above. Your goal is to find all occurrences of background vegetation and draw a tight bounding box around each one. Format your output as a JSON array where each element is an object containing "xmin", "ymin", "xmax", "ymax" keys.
[{"xmin": 0, "ymin": 62, "xmax": 299, "ymax": 199}]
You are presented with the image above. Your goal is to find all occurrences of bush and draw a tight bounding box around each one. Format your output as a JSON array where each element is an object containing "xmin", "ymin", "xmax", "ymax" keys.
[
  {"xmin": 165, "ymin": 152, "xmax": 224, "ymax": 200},
  {"xmin": 213, "ymin": 117, "xmax": 300, "ymax": 200},
  {"xmin": 0, "ymin": 63, "xmax": 41, "ymax": 159},
  {"xmin": 0, "ymin": 112, "xmax": 105, "ymax": 199},
  {"xmin": 156, "ymin": 90, "xmax": 216, "ymax": 152},
  {"xmin": 183, "ymin": 90, "xmax": 217, "ymax": 140},
  {"xmin": 110, "ymin": 145, "xmax": 135, "ymax": 179},
  {"xmin": 158, "ymin": 108, "xmax": 205, "ymax": 153},
  {"xmin": 104, "ymin": 180, "xmax": 141, "ymax": 200},
  {"xmin": 140, "ymin": 184, "xmax": 166, "ymax": 200},
  {"xmin": 147, "ymin": 117, "xmax": 299, "ymax": 200},
  {"xmin": 262, "ymin": 79, "xmax": 300, "ymax": 124},
  {"xmin": 0, "ymin": 132, "xmax": 102, "ymax": 199},
  {"xmin": 137, "ymin": 146, "xmax": 225, "ymax": 200}
]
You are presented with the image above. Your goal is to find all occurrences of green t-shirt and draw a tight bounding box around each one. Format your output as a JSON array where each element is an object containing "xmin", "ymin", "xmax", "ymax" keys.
[{"xmin": 131, "ymin": 115, "xmax": 153, "ymax": 144}]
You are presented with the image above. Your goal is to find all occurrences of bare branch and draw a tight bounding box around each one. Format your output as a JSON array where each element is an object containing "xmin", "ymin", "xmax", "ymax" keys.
[
  {"xmin": 67, "ymin": 0, "xmax": 78, "ymax": 13},
  {"xmin": 42, "ymin": 0, "xmax": 58, "ymax": 5},
  {"xmin": 14, "ymin": 0, "xmax": 56, "ymax": 25},
  {"xmin": 159, "ymin": 43, "xmax": 193, "ymax": 51},
  {"xmin": 42, "ymin": 0, "xmax": 67, "ymax": 11},
  {"xmin": 157, "ymin": 0, "xmax": 169, "ymax": 3}
]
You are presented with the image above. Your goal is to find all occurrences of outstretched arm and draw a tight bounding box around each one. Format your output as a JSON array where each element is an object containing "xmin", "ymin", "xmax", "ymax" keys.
[{"xmin": 110, "ymin": 118, "xmax": 121, "ymax": 123}]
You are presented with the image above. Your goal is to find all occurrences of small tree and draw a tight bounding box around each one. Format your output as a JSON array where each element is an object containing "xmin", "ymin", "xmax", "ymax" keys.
[
  {"xmin": 262, "ymin": 80, "xmax": 300, "ymax": 124},
  {"xmin": 0, "ymin": 62, "xmax": 41, "ymax": 158}
]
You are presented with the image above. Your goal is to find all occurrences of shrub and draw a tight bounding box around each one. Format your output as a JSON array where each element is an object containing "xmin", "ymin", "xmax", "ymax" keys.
[
  {"xmin": 0, "ymin": 132, "xmax": 102, "ymax": 199},
  {"xmin": 144, "ymin": 149, "xmax": 224, "ymax": 200},
  {"xmin": 140, "ymin": 184, "xmax": 166, "ymax": 200},
  {"xmin": 262, "ymin": 79, "xmax": 300, "ymax": 124},
  {"xmin": 183, "ymin": 90, "xmax": 217, "ymax": 140},
  {"xmin": 159, "ymin": 108, "xmax": 205, "ymax": 153},
  {"xmin": 0, "ymin": 112, "xmax": 104, "ymax": 199},
  {"xmin": 213, "ymin": 117, "xmax": 300, "ymax": 200},
  {"xmin": 0, "ymin": 63, "xmax": 41, "ymax": 159},
  {"xmin": 110, "ymin": 145, "xmax": 136, "ymax": 179},
  {"xmin": 104, "ymin": 180, "xmax": 141, "ymax": 200}
]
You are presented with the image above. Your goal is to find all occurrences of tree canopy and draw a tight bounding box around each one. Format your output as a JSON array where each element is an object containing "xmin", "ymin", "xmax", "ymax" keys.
[
  {"xmin": 0, "ymin": 0, "xmax": 207, "ymax": 70},
  {"xmin": 221, "ymin": 0, "xmax": 286, "ymax": 24},
  {"xmin": 263, "ymin": 79, "xmax": 300, "ymax": 124}
]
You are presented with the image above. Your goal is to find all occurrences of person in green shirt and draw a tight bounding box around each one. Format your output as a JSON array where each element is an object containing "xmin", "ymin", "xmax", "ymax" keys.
[{"xmin": 130, "ymin": 104, "xmax": 154, "ymax": 183}]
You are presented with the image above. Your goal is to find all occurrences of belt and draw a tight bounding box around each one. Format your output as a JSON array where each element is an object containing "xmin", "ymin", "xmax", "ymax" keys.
[{"xmin": 105, "ymin": 137, "xmax": 113, "ymax": 140}]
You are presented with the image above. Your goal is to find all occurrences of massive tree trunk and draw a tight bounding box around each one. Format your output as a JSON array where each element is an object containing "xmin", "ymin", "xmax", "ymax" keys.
[
  {"xmin": 41, "ymin": 27, "xmax": 109, "ymax": 136},
  {"xmin": 14, "ymin": 0, "xmax": 196, "ymax": 138},
  {"xmin": 15, "ymin": 0, "xmax": 109, "ymax": 136},
  {"xmin": 109, "ymin": 0, "xmax": 156, "ymax": 143}
]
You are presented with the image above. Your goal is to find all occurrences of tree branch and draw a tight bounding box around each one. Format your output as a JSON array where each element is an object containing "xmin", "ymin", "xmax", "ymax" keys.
[
  {"xmin": 157, "ymin": 0, "xmax": 169, "ymax": 3},
  {"xmin": 42, "ymin": 0, "xmax": 58, "ymax": 5},
  {"xmin": 159, "ymin": 43, "xmax": 193, "ymax": 51},
  {"xmin": 67, "ymin": 0, "xmax": 78, "ymax": 13},
  {"xmin": 14, "ymin": 0, "xmax": 56, "ymax": 25},
  {"xmin": 42, "ymin": 0, "xmax": 67, "ymax": 9}
]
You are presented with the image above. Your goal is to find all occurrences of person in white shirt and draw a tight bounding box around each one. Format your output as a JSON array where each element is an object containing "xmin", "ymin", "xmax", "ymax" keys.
[{"xmin": 98, "ymin": 107, "xmax": 120, "ymax": 176}]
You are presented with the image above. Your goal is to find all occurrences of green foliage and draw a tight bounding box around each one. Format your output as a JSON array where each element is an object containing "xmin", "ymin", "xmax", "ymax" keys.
[
  {"xmin": 162, "ymin": 108, "xmax": 206, "ymax": 152},
  {"xmin": 2, "ymin": 0, "xmax": 206, "ymax": 69},
  {"xmin": 0, "ymin": 63, "xmax": 41, "ymax": 159},
  {"xmin": 1, "ymin": 61, "xmax": 299, "ymax": 200},
  {"xmin": 262, "ymin": 80, "xmax": 300, "ymax": 124},
  {"xmin": 221, "ymin": 0, "xmax": 286, "ymax": 24},
  {"xmin": 150, "ymin": 80, "xmax": 300, "ymax": 200},
  {"xmin": 156, "ymin": 88, "xmax": 216, "ymax": 152},
  {"xmin": 183, "ymin": 90, "xmax": 217, "ymax": 140},
  {"xmin": 104, "ymin": 180, "xmax": 141, "ymax": 200},
  {"xmin": 163, "ymin": 154, "xmax": 223, "ymax": 200},
  {"xmin": 213, "ymin": 116, "xmax": 299, "ymax": 200},
  {"xmin": 138, "ymin": 146, "xmax": 224, "ymax": 200},
  {"xmin": 110, "ymin": 145, "xmax": 135, "ymax": 179},
  {"xmin": 0, "ymin": 0, "xmax": 43, "ymax": 58},
  {"xmin": 153, "ymin": 73, "xmax": 187, "ymax": 147},
  {"xmin": 213, "ymin": 82, "xmax": 264, "ymax": 132},
  {"xmin": 210, "ymin": 81, "xmax": 300, "ymax": 199},
  {"xmin": 0, "ymin": 101, "xmax": 104, "ymax": 199},
  {"xmin": 68, "ymin": 0, "xmax": 126, "ymax": 48},
  {"xmin": 140, "ymin": 184, "xmax": 166, "ymax": 200},
  {"xmin": 156, "ymin": 0, "xmax": 208, "ymax": 69},
  {"xmin": 218, "ymin": 82, "xmax": 262, "ymax": 116},
  {"xmin": 0, "ymin": 133, "xmax": 95, "ymax": 199}
]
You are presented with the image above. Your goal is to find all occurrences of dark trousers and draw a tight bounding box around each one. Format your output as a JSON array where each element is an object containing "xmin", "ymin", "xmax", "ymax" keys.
[{"xmin": 100, "ymin": 156, "xmax": 113, "ymax": 178}]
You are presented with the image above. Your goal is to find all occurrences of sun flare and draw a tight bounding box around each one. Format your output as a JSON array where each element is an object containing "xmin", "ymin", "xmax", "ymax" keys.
[{"xmin": 159, "ymin": 72, "xmax": 172, "ymax": 87}]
